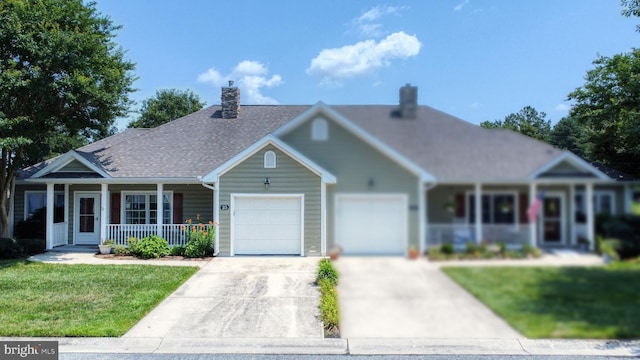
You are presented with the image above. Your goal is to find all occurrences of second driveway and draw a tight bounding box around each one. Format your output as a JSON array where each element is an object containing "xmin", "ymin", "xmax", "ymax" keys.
[
  {"xmin": 334, "ymin": 257, "xmax": 522, "ymax": 339},
  {"xmin": 124, "ymin": 257, "xmax": 324, "ymax": 338}
]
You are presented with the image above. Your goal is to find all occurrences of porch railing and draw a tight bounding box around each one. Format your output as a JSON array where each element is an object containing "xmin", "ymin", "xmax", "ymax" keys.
[
  {"xmin": 426, "ymin": 223, "xmax": 531, "ymax": 249},
  {"xmin": 53, "ymin": 222, "xmax": 68, "ymax": 247},
  {"xmin": 105, "ymin": 224, "xmax": 216, "ymax": 247}
]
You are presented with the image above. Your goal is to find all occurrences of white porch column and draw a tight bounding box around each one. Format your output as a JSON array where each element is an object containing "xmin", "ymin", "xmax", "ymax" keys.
[
  {"xmin": 45, "ymin": 183, "xmax": 54, "ymax": 250},
  {"xmin": 586, "ymin": 182, "xmax": 595, "ymax": 251},
  {"xmin": 419, "ymin": 182, "xmax": 426, "ymax": 255},
  {"xmin": 474, "ymin": 183, "xmax": 482, "ymax": 244},
  {"xmin": 529, "ymin": 182, "xmax": 537, "ymax": 247},
  {"xmin": 569, "ymin": 183, "xmax": 575, "ymax": 246},
  {"xmin": 213, "ymin": 184, "xmax": 219, "ymax": 255},
  {"xmin": 64, "ymin": 184, "xmax": 70, "ymax": 244},
  {"xmin": 100, "ymin": 184, "xmax": 108, "ymax": 243},
  {"xmin": 156, "ymin": 183, "xmax": 164, "ymax": 236},
  {"xmin": 321, "ymin": 182, "xmax": 327, "ymax": 256}
]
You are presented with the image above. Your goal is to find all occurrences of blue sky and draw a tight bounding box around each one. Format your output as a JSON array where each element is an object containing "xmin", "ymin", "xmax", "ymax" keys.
[{"xmin": 94, "ymin": 1, "xmax": 638, "ymax": 130}]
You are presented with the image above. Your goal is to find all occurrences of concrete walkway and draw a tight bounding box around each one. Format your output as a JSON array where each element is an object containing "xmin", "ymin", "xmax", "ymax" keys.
[
  {"xmin": 124, "ymin": 257, "xmax": 324, "ymax": 338},
  {"xmin": 334, "ymin": 257, "xmax": 522, "ymax": 339},
  {"xmin": 29, "ymin": 252, "xmax": 210, "ymax": 267}
]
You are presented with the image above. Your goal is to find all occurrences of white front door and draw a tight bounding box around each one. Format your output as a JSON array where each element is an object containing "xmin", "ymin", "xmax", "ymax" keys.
[
  {"xmin": 540, "ymin": 192, "xmax": 565, "ymax": 244},
  {"xmin": 74, "ymin": 193, "xmax": 101, "ymax": 245}
]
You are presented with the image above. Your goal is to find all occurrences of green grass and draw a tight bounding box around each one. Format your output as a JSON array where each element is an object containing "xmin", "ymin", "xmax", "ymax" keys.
[
  {"xmin": 0, "ymin": 260, "xmax": 198, "ymax": 336},
  {"xmin": 316, "ymin": 259, "xmax": 339, "ymax": 337},
  {"xmin": 442, "ymin": 262, "xmax": 640, "ymax": 339},
  {"xmin": 632, "ymin": 201, "xmax": 640, "ymax": 215}
]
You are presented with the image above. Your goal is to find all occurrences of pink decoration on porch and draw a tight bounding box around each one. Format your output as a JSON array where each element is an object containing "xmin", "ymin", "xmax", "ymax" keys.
[{"xmin": 527, "ymin": 190, "xmax": 545, "ymax": 223}]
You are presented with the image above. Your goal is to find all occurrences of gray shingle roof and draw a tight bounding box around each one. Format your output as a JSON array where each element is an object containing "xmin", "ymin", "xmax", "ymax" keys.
[{"xmin": 21, "ymin": 103, "xmax": 571, "ymax": 182}]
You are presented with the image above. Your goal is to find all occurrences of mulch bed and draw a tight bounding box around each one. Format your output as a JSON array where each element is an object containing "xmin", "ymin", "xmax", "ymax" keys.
[{"xmin": 94, "ymin": 254, "xmax": 212, "ymax": 262}]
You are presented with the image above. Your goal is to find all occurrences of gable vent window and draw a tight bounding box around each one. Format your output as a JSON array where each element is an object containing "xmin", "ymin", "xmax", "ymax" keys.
[
  {"xmin": 311, "ymin": 118, "xmax": 328, "ymax": 141},
  {"xmin": 264, "ymin": 150, "xmax": 276, "ymax": 168}
]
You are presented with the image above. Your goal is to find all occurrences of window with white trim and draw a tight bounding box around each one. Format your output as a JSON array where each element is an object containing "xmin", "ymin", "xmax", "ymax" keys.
[
  {"xmin": 467, "ymin": 193, "xmax": 517, "ymax": 224},
  {"xmin": 24, "ymin": 191, "xmax": 65, "ymax": 223},
  {"xmin": 122, "ymin": 192, "xmax": 172, "ymax": 224},
  {"xmin": 574, "ymin": 190, "xmax": 616, "ymax": 223},
  {"xmin": 311, "ymin": 117, "xmax": 328, "ymax": 141},
  {"xmin": 264, "ymin": 150, "xmax": 276, "ymax": 168}
]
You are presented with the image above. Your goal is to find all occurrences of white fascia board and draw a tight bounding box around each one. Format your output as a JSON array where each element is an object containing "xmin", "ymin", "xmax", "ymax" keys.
[
  {"xmin": 273, "ymin": 101, "xmax": 436, "ymax": 183},
  {"xmin": 434, "ymin": 178, "xmax": 619, "ymax": 185},
  {"xmin": 201, "ymin": 134, "xmax": 337, "ymax": 184},
  {"xmin": 529, "ymin": 151, "xmax": 610, "ymax": 180},
  {"xmin": 31, "ymin": 150, "xmax": 111, "ymax": 179},
  {"xmin": 22, "ymin": 177, "xmax": 202, "ymax": 185}
]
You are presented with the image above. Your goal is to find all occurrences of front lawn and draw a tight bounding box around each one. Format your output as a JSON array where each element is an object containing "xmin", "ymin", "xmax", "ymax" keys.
[
  {"xmin": 0, "ymin": 260, "xmax": 197, "ymax": 336},
  {"xmin": 442, "ymin": 262, "xmax": 640, "ymax": 339}
]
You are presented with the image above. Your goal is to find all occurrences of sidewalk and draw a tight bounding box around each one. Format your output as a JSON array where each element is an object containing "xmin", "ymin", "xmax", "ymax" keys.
[
  {"xmin": 1, "ymin": 337, "xmax": 638, "ymax": 356},
  {"xmin": 28, "ymin": 252, "xmax": 210, "ymax": 267},
  {"xmin": 430, "ymin": 250, "xmax": 605, "ymax": 268}
]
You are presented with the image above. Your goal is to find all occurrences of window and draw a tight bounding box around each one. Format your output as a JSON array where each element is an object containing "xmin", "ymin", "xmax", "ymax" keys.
[
  {"xmin": 264, "ymin": 150, "xmax": 276, "ymax": 168},
  {"xmin": 575, "ymin": 191, "xmax": 616, "ymax": 223},
  {"xmin": 311, "ymin": 118, "xmax": 328, "ymax": 141},
  {"xmin": 123, "ymin": 192, "xmax": 172, "ymax": 224},
  {"xmin": 24, "ymin": 191, "xmax": 64, "ymax": 223},
  {"xmin": 467, "ymin": 193, "xmax": 517, "ymax": 224}
]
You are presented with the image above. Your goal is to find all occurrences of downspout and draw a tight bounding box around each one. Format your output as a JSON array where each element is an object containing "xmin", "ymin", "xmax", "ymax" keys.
[{"xmin": 200, "ymin": 182, "xmax": 219, "ymax": 256}]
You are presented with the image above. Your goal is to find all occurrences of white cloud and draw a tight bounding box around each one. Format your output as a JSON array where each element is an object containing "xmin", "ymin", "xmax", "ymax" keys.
[
  {"xmin": 470, "ymin": 102, "xmax": 482, "ymax": 109},
  {"xmin": 197, "ymin": 60, "xmax": 282, "ymax": 105},
  {"xmin": 454, "ymin": 0, "xmax": 469, "ymax": 11},
  {"xmin": 352, "ymin": 5, "xmax": 404, "ymax": 37},
  {"xmin": 307, "ymin": 31, "xmax": 422, "ymax": 86},
  {"xmin": 555, "ymin": 103, "xmax": 570, "ymax": 112}
]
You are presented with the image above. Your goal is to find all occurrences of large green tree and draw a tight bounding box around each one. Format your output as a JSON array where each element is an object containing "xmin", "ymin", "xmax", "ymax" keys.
[
  {"xmin": 549, "ymin": 116, "xmax": 588, "ymax": 158},
  {"xmin": 0, "ymin": 0, "xmax": 136, "ymax": 237},
  {"xmin": 480, "ymin": 106, "xmax": 552, "ymax": 142},
  {"xmin": 622, "ymin": 0, "xmax": 640, "ymax": 31},
  {"xmin": 567, "ymin": 49, "xmax": 640, "ymax": 178},
  {"xmin": 128, "ymin": 89, "xmax": 205, "ymax": 128}
]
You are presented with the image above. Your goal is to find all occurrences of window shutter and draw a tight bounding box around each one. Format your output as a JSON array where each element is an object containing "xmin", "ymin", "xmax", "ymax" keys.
[
  {"xmin": 519, "ymin": 193, "xmax": 529, "ymax": 224},
  {"xmin": 111, "ymin": 193, "xmax": 121, "ymax": 224},
  {"xmin": 173, "ymin": 193, "xmax": 183, "ymax": 224},
  {"xmin": 455, "ymin": 193, "xmax": 465, "ymax": 218}
]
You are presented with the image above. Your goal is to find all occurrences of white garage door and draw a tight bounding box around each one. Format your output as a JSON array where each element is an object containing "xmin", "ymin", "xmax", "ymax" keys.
[
  {"xmin": 232, "ymin": 195, "xmax": 303, "ymax": 255},
  {"xmin": 335, "ymin": 194, "xmax": 407, "ymax": 255}
]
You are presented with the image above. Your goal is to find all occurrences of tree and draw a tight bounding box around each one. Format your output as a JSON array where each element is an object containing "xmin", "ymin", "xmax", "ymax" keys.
[
  {"xmin": 128, "ymin": 89, "xmax": 205, "ymax": 128},
  {"xmin": 0, "ymin": 0, "xmax": 136, "ymax": 237},
  {"xmin": 550, "ymin": 116, "xmax": 588, "ymax": 158},
  {"xmin": 480, "ymin": 106, "xmax": 552, "ymax": 142},
  {"xmin": 567, "ymin": 49, "xmax": 640, "ymax": 178},
  {"xmin": 622, "ymin": 0, "xmax": 640, "ymax": 31}
]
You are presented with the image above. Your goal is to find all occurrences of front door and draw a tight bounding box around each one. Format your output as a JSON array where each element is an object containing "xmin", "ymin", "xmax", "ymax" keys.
[
  {"xmin": 540, "ymin": 193, "xmax": 564, "ymax": 244},
  {"xmin": 75, "ymin": 193, "xmax": 100, "ymax": 245}
]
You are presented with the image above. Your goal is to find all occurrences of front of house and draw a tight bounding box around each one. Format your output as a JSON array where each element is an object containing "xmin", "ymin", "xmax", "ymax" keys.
[{"xmin": 12, "ymin": 84, "xmax": 639, "ymax": 255}]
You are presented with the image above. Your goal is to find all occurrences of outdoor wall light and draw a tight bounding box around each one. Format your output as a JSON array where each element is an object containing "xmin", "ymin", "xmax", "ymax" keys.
[
  {"xmin": 368, "ymin": 177, "xmax": 375, "ymax": 187},
  {"xmin": 264, "ymin": 177, "xmax": 270, "ymax": 188}
]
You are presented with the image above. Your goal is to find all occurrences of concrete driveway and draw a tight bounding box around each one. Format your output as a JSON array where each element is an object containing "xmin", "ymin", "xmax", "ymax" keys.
[
  {"xmin": 124, "ymin": 257, "xmax": 324, "ymax": 338},
  {"xmin": 334, "ymin": 257, "xmax": 522, "ymax": 339}
]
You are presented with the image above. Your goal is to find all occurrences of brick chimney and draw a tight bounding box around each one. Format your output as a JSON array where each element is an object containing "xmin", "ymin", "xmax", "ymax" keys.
[
  {"xmin": 221, "ymin": 80, "xmax": 240, "ymax": 119},
  {"xmin": 399, "ymin": 83, "xmax": 417, "ymax": 118}
]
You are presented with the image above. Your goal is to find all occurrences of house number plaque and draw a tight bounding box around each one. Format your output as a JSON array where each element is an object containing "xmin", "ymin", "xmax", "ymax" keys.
[{"xmin": 220, "ymin": 204, "xmax": 230, "ymax": 210}]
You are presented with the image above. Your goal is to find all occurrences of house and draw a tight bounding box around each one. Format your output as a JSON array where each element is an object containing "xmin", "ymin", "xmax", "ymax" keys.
[{"xmin": 12, "ymin": 83, "xmax": 639, "ymax": 256}]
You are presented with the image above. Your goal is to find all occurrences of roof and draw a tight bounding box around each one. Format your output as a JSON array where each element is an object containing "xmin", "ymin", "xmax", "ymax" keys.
[{"xmin": 19, "ymin": 102, "xmax": 617, "ymax": 183}]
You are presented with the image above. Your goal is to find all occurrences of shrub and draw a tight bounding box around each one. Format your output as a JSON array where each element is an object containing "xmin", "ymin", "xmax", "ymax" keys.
[
  {"xmin": 498, "ymin": 242, "xmax": 507, "ymax": 254},
  {"xmin": 113, "ymin": 245, "xmax": 129, "ymax": 256},
  {"xmin": 596, "ymin": 215, "xmax": 640, "ymax": 259},
  {"xmin": 318, "ymin": 277, "xmax": 339, "ymax": 336},
  {"xmin": 316, "ymin": 258, "xmax": 338, "ymax": 286},
  {"xmin": 169, "ymin": 245, "xmax": 186, "ymax": 256},
  {"xmin": 0, "ymin": 238, "xmax": 21, "ymax": 259},
  {"xmin": 14, "ymin": 208, "xmax": 45, "ymax": 240},
  {"xmin": 127, "ymin": 237, "xmax": 139, "ymax": 255},
  {"xmin": 132, "ymin": 235, "xmax": 169, "ymax": 259},
  {"xmin": 184, "ymin": 222, "xmax": 215, "ymax": 258},
  {"xmin": 522, "ymin": 244, "xmax": 541, "ymax": 257},
  {"xmin": 441, "ymin": 243, "xmax": 455, "ymax": 255},
  {"xmin": 597, "ymin": 237, "xmax": 620, "ymax": 260},
  {"xmin": 465, "ymin": 242, "xmax": 479, "ymax": 256},
  {"xmin": 20, "ymin": 239, "xmax": 45, "ymax": 256}
]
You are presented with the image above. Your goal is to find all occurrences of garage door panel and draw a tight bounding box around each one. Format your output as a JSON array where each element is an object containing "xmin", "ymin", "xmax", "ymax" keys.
[
  {"xmin": 336, "ymin": 195, "xmax": 407, "ymax": 255},
  {"xmin": 233, "ymin": 196, "xmax": 302, "ymax": 255}
]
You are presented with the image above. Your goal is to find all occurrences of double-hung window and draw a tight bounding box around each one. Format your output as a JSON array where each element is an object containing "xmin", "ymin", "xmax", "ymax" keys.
[
  {"xmin": 574, "ymin": 190, "xmax": 616, "ymax": 223},
  {"xmin": 467, "ymin": 193, "xmax": 517, "ymax": 224},
  {"xmin": 123, "ymin": 192, "xmax": 172, "ymax": 224},
  {"xmin": 24, "ymin": 191, "xmax": 65, "ymax": 223}
]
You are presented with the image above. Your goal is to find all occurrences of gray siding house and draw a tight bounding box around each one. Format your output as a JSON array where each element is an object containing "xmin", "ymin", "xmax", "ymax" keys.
[{"xmin": 13, "ymin": 84, "xmax": 639, "ymax": 256}]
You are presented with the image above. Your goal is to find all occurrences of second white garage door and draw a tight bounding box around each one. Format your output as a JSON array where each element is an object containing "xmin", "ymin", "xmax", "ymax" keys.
[
  {"xmin": 335, "ymin": 194, "xmax": 408, "ymax": 255},
  {"xmin": 232, "ymin": 195, "xmax": 303, "ymax": 255}
]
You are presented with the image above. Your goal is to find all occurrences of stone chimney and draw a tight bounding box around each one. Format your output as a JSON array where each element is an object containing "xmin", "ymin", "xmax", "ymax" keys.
[
  {"xmin": 399, "ymin": 83, "xmax": 417, "ymax": 118},
  {"xmin": 221, "ymin": 80, "xmax": 240, "ymax": 119}
]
